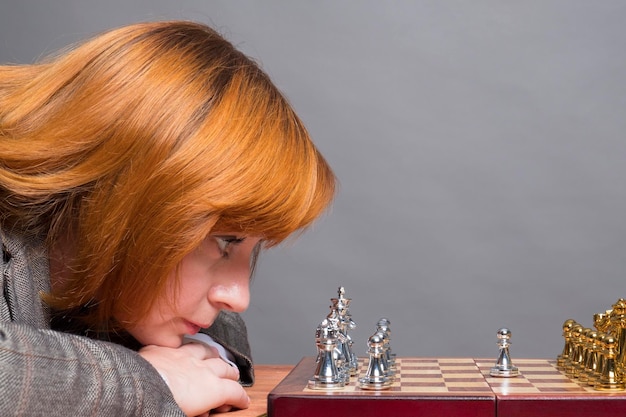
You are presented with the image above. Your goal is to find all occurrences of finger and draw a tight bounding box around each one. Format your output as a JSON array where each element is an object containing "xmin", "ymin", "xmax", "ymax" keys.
[
  {"xmin": 212, "ymin": 404, "xmax": 233, "ymax": 413},
  {"xmin": 217, "ymin": 379, "xmax": 250, "ymax": 411},
  {"xmin": 203, "ymin": 357, "xmax": 241, "ymax": 381}
]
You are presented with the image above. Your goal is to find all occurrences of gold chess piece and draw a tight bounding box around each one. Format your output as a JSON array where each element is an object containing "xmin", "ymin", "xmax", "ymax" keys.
[
  {"xmin": 609, "ymin": 299, "xmax": 626, "ymax": 376},
  {"xmin": 565, "ymin": 324, "xmax": 585, "ymax": 378},
  {"xmin": 578, "ymin": 328, "xmax": 597, "ymax": 383},
  {"xmin": 594, "ymin": 310, "xmax": 612, "ymax": 334},
  {"xmin": 587, "ymin": 332, "xmax": 606, "ymax": 387},
  {"xmin": 559, "ymin": 298, "xmax": 626, "ymax": 388},
  {"xmin": 595, "ymin": 334, "xmax": 625, "ymax": 390},
  {"xmin": 557, "ymin": 319, "xmax": 577, "ymax": 369},
  {"xmin": 585, "ymin": 330, "xmax": 604, "ymax": 387}
]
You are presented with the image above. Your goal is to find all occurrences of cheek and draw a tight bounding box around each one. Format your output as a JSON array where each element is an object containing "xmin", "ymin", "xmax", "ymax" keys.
[{"xmin": 168, "ymin": 257, "xmax": 215, "ymax": 310}]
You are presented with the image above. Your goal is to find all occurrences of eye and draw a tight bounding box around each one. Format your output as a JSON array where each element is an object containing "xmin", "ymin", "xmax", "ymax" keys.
[{"xmin": 213, "ymin": 235, "xmax": 246, "ymax": 258}]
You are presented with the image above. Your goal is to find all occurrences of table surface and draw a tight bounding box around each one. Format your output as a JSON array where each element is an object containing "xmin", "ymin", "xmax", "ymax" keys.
[{"xmin": 228, "ymin": 364, "xmax": 292, "ymax": 417}]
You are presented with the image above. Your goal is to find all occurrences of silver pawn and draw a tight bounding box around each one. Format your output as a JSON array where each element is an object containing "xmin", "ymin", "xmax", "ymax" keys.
[
  {"xmin": 374, "ymin": 330, "xmax": 395, "ymax": 382},
  {"xmin": 377, "ymin": 318, "xmax": 396, "ymax": 369},
  {"xmin": 358, "ymin": 333, "xmax": 393, "ymax": 390},
  {"xmin": 308, "ymin": 319, "xmax": 346, "ymax": 389},
  {"xmin": 344, "ymin": 311, "xmax": 359, "ymax": 376},
  {"xmin": 490, "ymin": 328, "xmax": 520, "ymax": 377}
]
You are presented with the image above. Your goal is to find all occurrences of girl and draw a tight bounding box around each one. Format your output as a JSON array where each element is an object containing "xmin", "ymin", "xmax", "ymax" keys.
[{"xmin": 0, "ymin": 20, "xmax": 335, "ymax": 416}]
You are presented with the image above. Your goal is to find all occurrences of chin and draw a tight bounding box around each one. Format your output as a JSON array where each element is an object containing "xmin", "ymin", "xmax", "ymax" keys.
[
  {"xmin": 134, "ymin": 332, "xmax": 184, "ymax": 348},
  {"xmin": 154, "ymin": 335, "xmax": 184, "ymax": 348}
]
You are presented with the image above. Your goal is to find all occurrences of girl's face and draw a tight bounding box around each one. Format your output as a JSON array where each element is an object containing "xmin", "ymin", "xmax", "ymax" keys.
[{"xmin": 126, "ymin": 234, "xmax": 261, "ymax": 347}]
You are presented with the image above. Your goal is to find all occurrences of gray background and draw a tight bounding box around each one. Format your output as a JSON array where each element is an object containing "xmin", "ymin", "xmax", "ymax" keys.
[{"xmin": 2, "ymin": 1, "xmax": 625, "ymax": 364}]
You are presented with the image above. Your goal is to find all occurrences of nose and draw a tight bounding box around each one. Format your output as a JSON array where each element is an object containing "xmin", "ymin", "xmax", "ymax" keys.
[{"xmin": 208, "ymin": 264, "xmax": 251, "ymax": 313}]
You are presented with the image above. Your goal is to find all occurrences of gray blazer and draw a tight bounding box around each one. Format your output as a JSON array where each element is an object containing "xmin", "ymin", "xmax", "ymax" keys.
[{"xmin": 0, "ymin": 228, "xmax": 254, "ymax": 416}]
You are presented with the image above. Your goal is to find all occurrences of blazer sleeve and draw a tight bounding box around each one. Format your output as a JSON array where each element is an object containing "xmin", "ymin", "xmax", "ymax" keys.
[
  {"xmin": 205, "ymin": 310, "xmax": 255, "ymax": 386},
  {"xmin": 0, "ymin": 321, "xmax": 186, "ymax": 417}
]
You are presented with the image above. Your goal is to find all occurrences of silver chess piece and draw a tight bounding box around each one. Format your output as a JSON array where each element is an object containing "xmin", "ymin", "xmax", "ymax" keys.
[
  {"xmin": 375, "ymin": 330, "xmax": 395, "ymax": 382},
  {"xmin": 490, "ymin": 328, "xmax": 520, "ymax": 377},
  {"xmin": 330, "ymin": 287, "xmax": 358, "ymax": 379},
  {"xmin": 377, "ymin": 318, "xmax": 396, "ymax": 370},
  {"xmin": 359, "ymin": 333, "xmax": 393, "ymax": 390},
  {"xmin": 338, "ymin": 287, "xmax": 359, "ymax": 376},
  {"xmin": 308, "ymin": 319, "xmax": 346, "ymax": 390}
]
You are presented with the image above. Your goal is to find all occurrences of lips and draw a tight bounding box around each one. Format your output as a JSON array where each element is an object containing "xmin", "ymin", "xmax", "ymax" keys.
[
  {"xmin": 184, "ymin": 320, "xmax": 202, "ymax": 335},
  {"xmin": 184, "ymin": 319, "xmax": 214, "ymax": 335}
]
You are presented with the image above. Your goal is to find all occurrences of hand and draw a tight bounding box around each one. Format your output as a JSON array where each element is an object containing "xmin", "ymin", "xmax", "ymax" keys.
[{"xmin": 139, "ymin": 343, "xmax": 250, "ymax": 416}]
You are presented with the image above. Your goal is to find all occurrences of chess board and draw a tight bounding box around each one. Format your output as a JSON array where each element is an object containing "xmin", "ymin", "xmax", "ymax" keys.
[
  {"xmin": 267, "ymin": 357, "xmax": 626, "ymax": 417},
  {"xmin": 476, "ymin": 358, "xmax": 626, "ymax": 417}
]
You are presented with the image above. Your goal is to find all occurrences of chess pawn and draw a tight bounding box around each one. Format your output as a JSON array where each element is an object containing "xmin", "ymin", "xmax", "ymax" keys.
[
  {"xmin": 377, "ymin": 318, "xmax": 396, "ymax": 367},
  {"xmin": 578, "ymin": 328, "xmax": 597, "ymax": 383},
  {"xmin": 375, "ymin": 330, "xmax": 395, "ymax": 382},
  {"xmin": 345, "ymin": 313, "xmax": 359, "ymax": 376},
  {"xmin": 490, "ymin": 328, "xmax": 519, "ymax": 377},
  {"xmin": 586, "ymin": 331, "xmax": 604, "ymax": 387},
  {"xmin": 557, "ymin": 319, "xmax": 577, "ymax": 369},
  {"xmin": 358, "ymin": 333, "xmax": 392, "ymax": 390},
  {"xmin": 308, "ymin": 319, "xmax": 346, "ymax": 390},
  {"xmin": 565, "ymin": 324, "xmax": 584, "ymax": 377},
  {"xmin": 595, "ymin": 334, "xmax": 625, "ymax": 390}
]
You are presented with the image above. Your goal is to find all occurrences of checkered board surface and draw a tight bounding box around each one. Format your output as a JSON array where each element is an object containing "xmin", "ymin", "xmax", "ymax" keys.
[
  {"xmin": 303, "ymin": 357, "xmax": 492, "ymax": 394},
  {"xmin": 268, "ymin": 357, "xmax": 626, "ymax": 417},
  {"xmin": 268, "ymin": 357, "xmax": 496, "ymax": 417},
  {"xmin": 476, "ymin": 358, "xmax": 599, "ymax": 394}
]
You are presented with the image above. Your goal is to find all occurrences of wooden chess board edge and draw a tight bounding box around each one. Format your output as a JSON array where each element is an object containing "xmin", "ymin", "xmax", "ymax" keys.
[
  {"xmin": 267, "ymin": 357, "xmax": 626, "ymax": 417},
  {"xmin": 270, "ymin": 357, "xmax": 626, "ymax": 398}
]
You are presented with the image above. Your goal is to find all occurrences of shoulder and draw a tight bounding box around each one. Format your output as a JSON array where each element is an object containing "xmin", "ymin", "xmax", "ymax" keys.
[
  {"xmin": 0, "ymin": 226, "xmax": 51, "ymax": 326},
  {"xmin": 0, "ymin": 227, "xmax": 46, "ymax": 265}
]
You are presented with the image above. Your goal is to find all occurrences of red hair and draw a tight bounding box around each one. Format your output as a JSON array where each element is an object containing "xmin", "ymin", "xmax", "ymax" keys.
[{"xmin": 0, "ymin": 21, "xmax": 335, "ymax": 329}]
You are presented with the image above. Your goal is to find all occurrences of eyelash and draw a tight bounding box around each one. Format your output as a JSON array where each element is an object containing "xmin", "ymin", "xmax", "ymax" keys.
[{"xmin": 214, "ymin": 236, "xmax": 246, "ymax": 258}]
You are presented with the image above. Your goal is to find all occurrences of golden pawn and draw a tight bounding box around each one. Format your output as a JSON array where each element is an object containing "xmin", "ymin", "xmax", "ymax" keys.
[
  {"xmin": 586, "ymin": 331, "xmax": 604, "ymax": 387},
  {"xmin": 557, "ymin": 319, "xmax": 577, "ymax": 369},
  {"xmin": 566, "ymin": 324, "xmax": 585, "ymax": 377},
  {"xmin": 595, "ymin": 334, "xmax": 625, "ymax": 390},
  {"xmin": 578, "ymin": 328, "xmax": 597, "ymax": 383}
]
